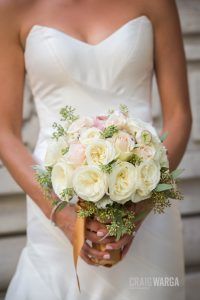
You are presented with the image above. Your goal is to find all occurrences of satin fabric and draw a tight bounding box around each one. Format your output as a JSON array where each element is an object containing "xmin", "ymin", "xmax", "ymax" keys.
[{"xmin": 5, "ymin": 16, "xmax": 185, "ymax": 300}]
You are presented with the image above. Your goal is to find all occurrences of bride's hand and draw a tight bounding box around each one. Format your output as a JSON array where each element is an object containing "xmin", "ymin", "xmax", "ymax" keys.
[
  {"xmin": 53, "ymin": 203, "xmax": 115, "ymax": 266},
  {"xmin": 53, "ymin": 203, "xmax": 77, "ymax": 245}
]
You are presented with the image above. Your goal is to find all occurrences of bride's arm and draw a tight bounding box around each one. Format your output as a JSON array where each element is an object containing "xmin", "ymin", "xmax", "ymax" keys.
[
  {"xmin": 148, "ymin": 0, "xmax": 192, "ymax": 171},
  {"xmin": 0, "ymin": 18, "xmax": 54, "ymax": 219},
  {"xmin": 116, "ymin": 0, "xmax": 192, "ymax": 258}
]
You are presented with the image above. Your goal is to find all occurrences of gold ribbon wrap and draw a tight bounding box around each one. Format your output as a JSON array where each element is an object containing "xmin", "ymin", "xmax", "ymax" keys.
[
  {"xmin": 73, "ymin": 199, "xmax": 122, "ymax": 292},
  {"xmin": 73, "ymin": 201, "xmax": 86, "ymax": 293}
]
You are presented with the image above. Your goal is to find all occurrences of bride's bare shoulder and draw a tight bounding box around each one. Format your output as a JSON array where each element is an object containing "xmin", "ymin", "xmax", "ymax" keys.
[
  {"xmin": 0, "ymin": 0, "xmax": 36, "ymax": 31},
  {"xmin": 0, "ymin": 0, "xmax": 37, "ymax": 47},
  {"xmin": 139, "ymin": 0, "xmax": 180, "ymax": 25}
]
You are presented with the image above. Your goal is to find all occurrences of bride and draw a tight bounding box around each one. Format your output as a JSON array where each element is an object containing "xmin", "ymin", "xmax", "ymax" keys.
[{"xmin": 0, "ymin": 0, "xmax": 192, "ymax": 299}]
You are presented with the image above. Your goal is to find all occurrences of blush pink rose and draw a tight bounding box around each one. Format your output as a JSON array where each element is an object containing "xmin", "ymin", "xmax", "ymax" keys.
[
  {"xmin": 93, "ymin": 115, "xmax": 107, "ymax": 130},
  {"xmin": 65, "ymin": 143, "xmax": 86, "ymax": 165}
]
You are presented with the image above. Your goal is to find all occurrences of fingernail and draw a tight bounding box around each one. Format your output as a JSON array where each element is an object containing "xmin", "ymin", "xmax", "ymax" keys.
[
  {"xmin": 106, "ymin": 245, "xmax": 113, "ymax": 250},
  {"xmin": 97, "ymin": 231, "xmax": 104, "ymax": 237},
  {"xmin": 103, "ymin": 254, "xmax": 110, "ymax": 259}
]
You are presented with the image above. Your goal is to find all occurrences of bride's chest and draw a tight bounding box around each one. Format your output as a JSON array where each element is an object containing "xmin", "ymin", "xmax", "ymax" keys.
[{"xmin": 24, "ymin": 16, "xmax": 154, "ymax": 92}]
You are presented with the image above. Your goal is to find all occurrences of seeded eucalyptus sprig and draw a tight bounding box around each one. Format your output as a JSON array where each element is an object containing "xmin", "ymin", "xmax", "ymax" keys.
[
  {"xmin": 59, "ymin": 105, "xmax": 79, "ymax": 122},
  {"xmin": 101, "ymin": 125, "xmax": 119, "ymax": 138},
  {"xmin": 77, "ymin": 200, "xmax": 135, "ymax": 241},
  {"xmin": 99, "ymin": 160, "xmax": 116, "ymax": 174},
  {"xmin": 59, "ymin": 187, "xmax": 75, "ymax": 201},
  {"xmin": 152, "ymin": 167, "xmax": 183, "ymax": 214},
  {"xmin": 119, "ymin": 104, "xmax": 129, "ymax": 116},
  {"xmin": 52, "ymin": 122, "xmax": 66, "ymax": 140}
]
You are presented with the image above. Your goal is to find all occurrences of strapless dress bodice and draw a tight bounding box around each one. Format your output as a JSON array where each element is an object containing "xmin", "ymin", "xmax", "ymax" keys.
[{"xmin": 24, "ymin": 15, "xmax": 154, "ymax": 162}]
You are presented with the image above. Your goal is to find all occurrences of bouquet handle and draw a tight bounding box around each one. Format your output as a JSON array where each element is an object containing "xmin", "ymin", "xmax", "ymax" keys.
[{"xmin": 73, "ymin": 202, "xmax": 86, "ymax": 293}]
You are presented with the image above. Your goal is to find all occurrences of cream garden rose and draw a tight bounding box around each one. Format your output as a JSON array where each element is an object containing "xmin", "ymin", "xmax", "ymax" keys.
[
  {"xmin": 79, "ymin": 127, "xmax": 102, "ymax": 145},
  {"xmin": 51, "ymin": 159, "xmax": 75, "ymax": 201},
  {"xmin": 133, "ymin": 144, "xmax": 157, "ymax": 160},
  {"xmin": 126, "ymin": 118, "xmax": 158, "ymax": 139},
  {"xmin": 67, "ymin": 116, "xmax": 93, "ymax": 134},
  {"xmin": 112, "ymin": 130, "xmax": 135, "ymax": 161},
  {"xmin": 85, "ymin": 139, "xmax": 117, "ymax": 165},
  {"xmin": 63, "ymin": 143, "xmax": 86, "ymax": 166},
  {"xmin": 72, "ymin": 165, "xmax": 108, "ymax": 202},
  {"xmin": 105, "ymin": 111, "xmax": 127, "ymax": 129},
  {"xmin": 154, "ymin": 143, "xmax": 169, "ymax": 168},
  {"xmin": 108, "ymin": 161, "xmax": 138, "ymax": 204},
  {"xmin": 133, "ymin": 160, "xmax": 161, "ymax": 203},
  {"xmin": 44, "ymin": 137, "xmax": 69, "ymax": 167}
]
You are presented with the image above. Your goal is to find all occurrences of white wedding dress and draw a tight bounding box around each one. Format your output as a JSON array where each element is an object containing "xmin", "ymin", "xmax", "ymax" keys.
[{"xmin": 5, "ymin": 15, "xmax": 185, "ymax": 300}]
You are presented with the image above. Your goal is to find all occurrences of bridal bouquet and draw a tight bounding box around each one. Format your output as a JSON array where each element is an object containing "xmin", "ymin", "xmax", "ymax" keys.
[{"xmin": 33, "ymin": 104, "xmax": 183, "ymax": 290}]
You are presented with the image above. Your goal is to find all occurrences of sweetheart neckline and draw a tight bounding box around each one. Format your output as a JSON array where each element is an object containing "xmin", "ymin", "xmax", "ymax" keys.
[{"xmin": 24, "ymin": 15, "xmax": 152, "ymax": 51}]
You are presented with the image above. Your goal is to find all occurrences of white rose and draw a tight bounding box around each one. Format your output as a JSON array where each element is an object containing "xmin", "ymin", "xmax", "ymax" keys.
[
  {"xmin": 133, "ymin": 144, "xmax": 157, "ymax": 160},
  {"xmin": 85, "ymin": 139, "xmax": 117, "ymax": 166},
  {"xmin": 67, "ymin": 117, "xmax": 93, "ymax": 134},
  {"xmin": 79, "ymin": 127, "xmax": 102, "ymax": 145},
  {"xmin": 105, "ymin": 111, "xmax": 127, "ymax": 129},
  {"xmin": 51, "ymin": 159, "xmax": 75, "ymax": 201},
  {"xmin": 63, "ymin": 143, "xmax": 86, "ymax": 166},
  {"xmin": 112, "ymin": 130, "xmax": 135, "ymax": 161},
  {"xmin": 108, "ymin": 161, "xmax": 138, "ymax": 204},
  {"xmin": 44, "ymin": 137, "xmax": 69, "ymax": 167},
  {"xmin": 133, "ymin": 160, "xmax": 161, "ymax": 202},
  {"xmin": 72, "ymin": 165, "xmax": 108, "ymax": 202},
  {"xmin": 154, "ymin": 143, "xmax": 169, "ymax": 168},
  {"xmin": 126, "ymin": 118, "xmax": 159, "ymax": 140}
]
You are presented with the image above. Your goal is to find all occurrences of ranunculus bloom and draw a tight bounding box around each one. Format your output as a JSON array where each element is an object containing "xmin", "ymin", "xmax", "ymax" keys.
[{"xmin": 72, "ymin": 165, "xmax": 108, "ymax": 202}]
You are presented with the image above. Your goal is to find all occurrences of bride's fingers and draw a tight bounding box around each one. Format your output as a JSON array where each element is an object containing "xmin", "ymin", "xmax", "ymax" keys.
[
  {"xmin": 85, "ymin": 229, "xmax": 116, "ymax": 244},
  {"xmin": 82, "ymin": 241, "xmax": 110, "ymax": 259},
  {"xmin": 105, "ymin": 234, "xmax": 133, "ymax": 250},
  {"xmin": 79, "ymin": 248, "xmax": 99, "ymax": 266},
  {"xmin": 86, "ymin": 218, "xmax": 108, "ymax": 236},
  {"xmin": 121, "ymin": 236, "xmax": 134, "ymax": 259}
]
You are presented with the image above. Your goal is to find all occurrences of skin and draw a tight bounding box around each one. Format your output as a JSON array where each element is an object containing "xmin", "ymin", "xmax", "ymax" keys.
[{"xmin": 0, "ymin": 0, "xmax": 192, "ymax": 266}]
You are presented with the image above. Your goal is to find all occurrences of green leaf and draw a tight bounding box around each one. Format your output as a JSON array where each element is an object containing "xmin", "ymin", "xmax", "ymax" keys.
[
  {"xmin": 155, "ymin": 183, "xmax": 173, "ymax": 192},
  {"xmin": 160, "ymin": 132, "xmax": 169, "ymax": 143},
  {"xmin": 171, "ymin": 168, "xmax": 184, "ymax": 179}
]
